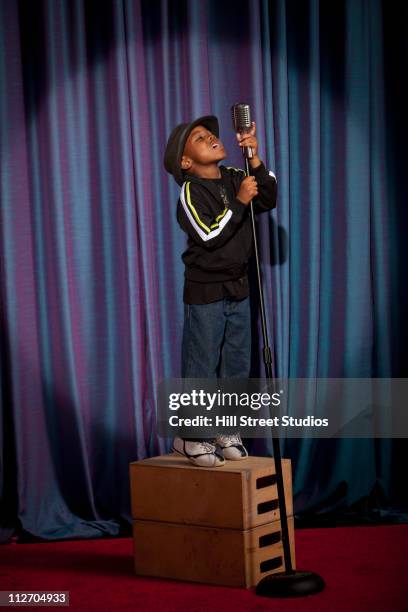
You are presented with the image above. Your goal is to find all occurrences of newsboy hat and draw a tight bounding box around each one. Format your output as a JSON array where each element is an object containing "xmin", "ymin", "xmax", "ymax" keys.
[{"xmin": 163, "ymin": 115, "xmax": 219, "ymax": 186}]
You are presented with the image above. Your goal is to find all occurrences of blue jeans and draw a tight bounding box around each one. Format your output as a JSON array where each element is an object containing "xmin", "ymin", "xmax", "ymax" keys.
[{"xmin": 181, "ymin": 297, "xmax": 251, "ymax": 379}]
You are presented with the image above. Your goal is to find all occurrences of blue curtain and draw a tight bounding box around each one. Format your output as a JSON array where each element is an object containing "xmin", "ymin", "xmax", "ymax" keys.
[{"xmin": 0, "ymin": 0, "xmax": 407, "ymax": 542}]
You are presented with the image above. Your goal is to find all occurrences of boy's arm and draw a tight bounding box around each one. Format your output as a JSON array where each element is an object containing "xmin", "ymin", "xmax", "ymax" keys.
[
  {"xmin": 177, "ymin": 181, "xmax": 247, "ymax": 249},
  {"xmin": 250, "ymin": 162, "xmax": 277, "ymax": 213},
  {"xmin": 236, "ymin": 123, "xmax": 277, "ymax": 213}
]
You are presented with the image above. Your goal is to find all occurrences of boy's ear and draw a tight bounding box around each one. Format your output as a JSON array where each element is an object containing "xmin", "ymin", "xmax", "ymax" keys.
[{"xmin": 181, "ymin": 155, "xmax": 192, "ymax": 170}]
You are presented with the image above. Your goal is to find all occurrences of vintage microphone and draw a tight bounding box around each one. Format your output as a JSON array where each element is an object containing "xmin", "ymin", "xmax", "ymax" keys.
[{"xmin": 231, "ymin": 103, "xmax": 325, "ymax": 598}]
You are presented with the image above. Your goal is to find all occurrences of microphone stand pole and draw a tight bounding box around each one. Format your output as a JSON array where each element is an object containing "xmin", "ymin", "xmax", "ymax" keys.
[{"xmin": 243, "ymin": 155, "xmax": 325, "ymax": 598}]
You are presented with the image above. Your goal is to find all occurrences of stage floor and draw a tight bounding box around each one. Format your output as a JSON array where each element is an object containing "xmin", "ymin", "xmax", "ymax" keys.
[{"xmin": 1, "ymin": 525, "xmax": 407, "ymax": 611}]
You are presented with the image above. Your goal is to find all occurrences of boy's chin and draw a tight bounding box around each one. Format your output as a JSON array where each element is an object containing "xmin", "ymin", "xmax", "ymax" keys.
[{"xmin": 215, "ymin": 150, "xmax": 227, "ymax": 162}]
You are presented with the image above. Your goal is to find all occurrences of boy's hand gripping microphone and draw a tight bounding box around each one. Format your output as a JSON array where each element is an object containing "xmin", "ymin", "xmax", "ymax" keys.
[{"xmin": 231, "ymin": 103, "xmax": 254, "ymax": 159}]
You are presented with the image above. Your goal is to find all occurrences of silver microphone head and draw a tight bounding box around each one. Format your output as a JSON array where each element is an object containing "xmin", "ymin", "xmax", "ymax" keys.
[
  {"xmin": 231, "ymin": 103, "xmax": 252, "ymax": 133},
  {"xmin": 231, "ymin": 103, "xmax": 253, "ymax": 159}
]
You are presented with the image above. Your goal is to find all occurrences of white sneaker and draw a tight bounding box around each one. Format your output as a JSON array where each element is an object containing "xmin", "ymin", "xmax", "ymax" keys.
[
  {"xmin": 172, "ymin": 437, "xmax": 225, "ymax": 467},
  {"xmin": 215, "ymin": 433, "xmax": 248, "ymax": 460}
]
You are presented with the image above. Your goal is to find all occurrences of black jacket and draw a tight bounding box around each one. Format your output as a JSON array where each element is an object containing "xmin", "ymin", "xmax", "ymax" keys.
[{"xmin": 176, "ymin": 162, "xmax": 277, "ymax": 283}]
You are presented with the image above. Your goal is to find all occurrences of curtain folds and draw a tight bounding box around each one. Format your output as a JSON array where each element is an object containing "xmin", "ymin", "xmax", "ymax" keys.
[{"xmin": 0, "ymin": 0, "xmax": 406, "ymax": 541}]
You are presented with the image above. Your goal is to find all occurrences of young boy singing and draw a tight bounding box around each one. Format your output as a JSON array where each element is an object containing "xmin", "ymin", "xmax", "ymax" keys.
[{"xmin": 164, "ymin": 115, "xmax": 277, "ymax": 467}]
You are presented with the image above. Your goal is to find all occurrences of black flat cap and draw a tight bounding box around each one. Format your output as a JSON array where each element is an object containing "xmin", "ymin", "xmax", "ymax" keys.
[{"xmin": 163, "ymin": 115, "xmax": 219, "ymax": 186}]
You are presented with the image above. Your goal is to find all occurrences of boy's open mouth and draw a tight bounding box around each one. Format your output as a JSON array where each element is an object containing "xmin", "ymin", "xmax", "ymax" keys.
[{"xmin": 212, "ymin": 143, "xmax": 219, "ymax": 149}]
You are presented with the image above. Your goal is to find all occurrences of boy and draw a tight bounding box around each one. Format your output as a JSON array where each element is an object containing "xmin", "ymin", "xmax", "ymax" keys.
[{"xmin": 164, "ymin": 115, "xmax": 277, "ymax": 467}]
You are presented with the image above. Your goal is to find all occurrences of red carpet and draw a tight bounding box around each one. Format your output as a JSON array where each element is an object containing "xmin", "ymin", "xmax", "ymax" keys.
[{"xmin": 1, "ymin": 525, "xmax": 407, "ymax": 611}]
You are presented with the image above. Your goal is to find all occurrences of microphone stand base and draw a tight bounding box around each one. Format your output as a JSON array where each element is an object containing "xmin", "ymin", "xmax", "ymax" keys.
[{"xmin": 256, "ymin": 570, "xmax": 325, "ymax": 598}]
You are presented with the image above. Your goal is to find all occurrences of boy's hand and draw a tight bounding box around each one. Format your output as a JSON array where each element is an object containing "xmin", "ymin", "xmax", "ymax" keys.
[
  {"xmin": 236, "ymin": 121, "xmax": 261, "ymax": 168},
  {"xmin": 236, "ymin": 176, "xmax": 258, "ymax": 205}
]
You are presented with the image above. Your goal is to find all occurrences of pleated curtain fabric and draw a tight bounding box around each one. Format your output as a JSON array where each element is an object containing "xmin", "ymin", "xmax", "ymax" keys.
[{"xmin": 0, "ymin": 0, "xmax": 406, "ymax": 541}]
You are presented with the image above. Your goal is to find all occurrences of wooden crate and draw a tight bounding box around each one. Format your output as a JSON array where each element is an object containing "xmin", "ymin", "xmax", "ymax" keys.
[
  {"xmin": 129, "ymin": 454, "xmax": 295, "ymax": 587},
  {"xmin": 132, "ymin": 516, "xmax": 295, "ymax": 588},
  {"xmin": 129, "ymin": 454, "xmax": 293, "ymax": 530}
]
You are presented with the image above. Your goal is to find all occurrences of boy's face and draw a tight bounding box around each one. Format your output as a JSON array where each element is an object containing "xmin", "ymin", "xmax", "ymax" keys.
[{"xmin": 181, "ymin": 125, "xmax": 227, "ymax": 175}]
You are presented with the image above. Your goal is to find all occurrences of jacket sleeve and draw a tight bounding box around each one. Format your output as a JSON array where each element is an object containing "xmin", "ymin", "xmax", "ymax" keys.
[
  {"xmin": 177, "ymin": 180, "xmax": 247, "ymax": 249},
  {"xmin": 251, "ymin": 162, "xmax": 277, "ymax": 213}
]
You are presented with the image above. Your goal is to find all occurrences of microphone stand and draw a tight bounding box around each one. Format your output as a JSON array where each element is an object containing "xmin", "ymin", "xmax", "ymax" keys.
[{"xmin": 243, "ymin": 154, "xmax": 325, "ymax": 598}]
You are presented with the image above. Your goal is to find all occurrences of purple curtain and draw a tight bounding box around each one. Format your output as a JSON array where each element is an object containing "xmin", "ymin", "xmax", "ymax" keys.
[{"xmin": 1, "ymin": 0, "xmax": 407, "ymax": 541}]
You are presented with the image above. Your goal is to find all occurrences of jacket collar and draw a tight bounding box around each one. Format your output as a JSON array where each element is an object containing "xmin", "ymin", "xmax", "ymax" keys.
[{"xmin": 182, "ymin": 166, "xmax": 230, "ymax": 204}]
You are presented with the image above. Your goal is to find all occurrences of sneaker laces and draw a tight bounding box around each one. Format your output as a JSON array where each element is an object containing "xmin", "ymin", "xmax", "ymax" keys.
[
  {"xmin": 192, "ymin": 441, "xmax": 216, "ymax": 453},
  {"xmin": 216, "ymin": 433, "xmax": 242, "ymax": 447}
]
